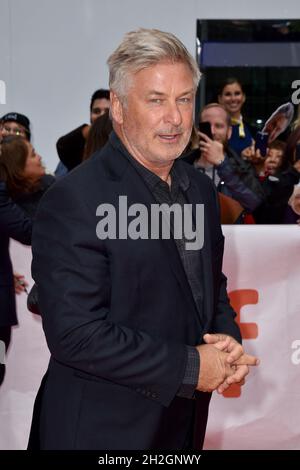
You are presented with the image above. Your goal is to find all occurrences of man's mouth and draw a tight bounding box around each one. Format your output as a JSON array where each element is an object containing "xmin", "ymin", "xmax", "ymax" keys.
[{"xmin": 158, "ymin": 133, "xmax": 181, "ymax": 142}]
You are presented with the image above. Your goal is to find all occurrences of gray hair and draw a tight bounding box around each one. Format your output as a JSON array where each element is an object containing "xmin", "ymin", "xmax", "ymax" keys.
[{"xmin": 107, "ymin": 28, "xmax": 201, "ymax": 101}]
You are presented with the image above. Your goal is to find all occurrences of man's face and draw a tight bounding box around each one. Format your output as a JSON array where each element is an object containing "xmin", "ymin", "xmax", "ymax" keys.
[
  {"xmin": 111, "ymin": 61, "xmax": 195, "ymax": 170},
  {"xmin": 90, "ymin": 98, "xmax": 110, "ymax": 123},
  {"xmin": 200, "ymin": 107, "xmax": 231, "ymax": 145}
]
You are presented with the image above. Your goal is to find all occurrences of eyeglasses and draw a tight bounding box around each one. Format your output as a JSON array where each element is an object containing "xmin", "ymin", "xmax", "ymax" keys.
[{"xmin": 1, "ymin": 124, "xmax": 26, "ymax": 136}]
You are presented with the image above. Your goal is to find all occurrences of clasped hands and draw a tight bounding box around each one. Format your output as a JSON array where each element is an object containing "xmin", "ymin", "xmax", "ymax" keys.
[{"xmin": 196, "ymin": 333, "xmax": 259, "ymax": 394}]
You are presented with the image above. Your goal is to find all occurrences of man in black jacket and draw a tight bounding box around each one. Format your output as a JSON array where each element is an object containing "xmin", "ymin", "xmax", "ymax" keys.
[{"xmin": 29, "ymin": 28, "xmax": 258, "ymax": 450}]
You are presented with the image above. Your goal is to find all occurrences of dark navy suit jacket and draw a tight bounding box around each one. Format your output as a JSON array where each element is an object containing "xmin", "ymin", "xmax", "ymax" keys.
[
  {"xmin": 29, "ymin": 132, "xmax": 241, "ymax": 450},
  {"xmin": 0, "ymin": 182, "xmax": 32, "ymax": 327}
]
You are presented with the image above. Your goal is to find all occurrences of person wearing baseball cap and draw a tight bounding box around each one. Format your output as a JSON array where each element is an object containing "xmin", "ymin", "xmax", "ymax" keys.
[{"xmin": 0, "ymin": 112, "xmax": 31, "ymax": 141}]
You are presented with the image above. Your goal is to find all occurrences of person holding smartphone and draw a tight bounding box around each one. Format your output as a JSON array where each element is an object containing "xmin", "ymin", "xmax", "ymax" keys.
[{"xmin": 183, "ymin": 103, "xmax": 264, "ymax": 214}]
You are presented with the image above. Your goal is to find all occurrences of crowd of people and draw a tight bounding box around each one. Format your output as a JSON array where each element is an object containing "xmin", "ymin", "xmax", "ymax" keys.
[{"xmin": 1, "ymin": 78, "xmax": 299, "ymax": 228}]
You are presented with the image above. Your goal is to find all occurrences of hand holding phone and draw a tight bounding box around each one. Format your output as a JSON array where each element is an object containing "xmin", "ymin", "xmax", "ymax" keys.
[
  {"xmin": 255, "ymin": 131, "xmax": 269, "ymax": 158},
  {"xmin": 198, "ymin": 121, "xmax": 213, "ymax": 140}
]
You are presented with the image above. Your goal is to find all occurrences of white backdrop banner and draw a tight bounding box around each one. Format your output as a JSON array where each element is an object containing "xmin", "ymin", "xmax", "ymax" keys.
[{"xmin": 0, "ymin": 226, "xmax": 299, "ymax": 450}]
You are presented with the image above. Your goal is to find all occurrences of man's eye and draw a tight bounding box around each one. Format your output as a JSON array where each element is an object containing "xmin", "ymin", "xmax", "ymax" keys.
[
  {"xmin": 150, "ymin": 99, "xmax": 163, "ymax": 104},
  {"xmin": 178, "ymin": 97, "xmax": 191, "ymax": 104}
]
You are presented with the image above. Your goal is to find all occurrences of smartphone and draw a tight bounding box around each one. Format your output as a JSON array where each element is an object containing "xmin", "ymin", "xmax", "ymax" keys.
[
  {"xmin": 198, "ymin": 121, "xmax": 213, "ymax": 140},
  {"xmin": 255, "ymin": 131, "xmax": 269, "ymax": 158},
  {"xmin": 295, "ymin": 143, "xmax": 300, "ymax": 161}
]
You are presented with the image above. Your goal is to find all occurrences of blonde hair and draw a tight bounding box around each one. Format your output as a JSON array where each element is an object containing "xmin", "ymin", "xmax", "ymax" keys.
[{"xmin": 107, "ymin": 28, "xmax": 200, "ymax": 101}]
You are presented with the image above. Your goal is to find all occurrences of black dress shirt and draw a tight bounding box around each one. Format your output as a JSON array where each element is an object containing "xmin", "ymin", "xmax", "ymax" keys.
[{"xmin": 113, "ymin": 133, "xmax": 202, "ymax": 398}]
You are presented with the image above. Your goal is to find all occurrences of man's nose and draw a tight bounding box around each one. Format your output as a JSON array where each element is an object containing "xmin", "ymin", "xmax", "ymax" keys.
[{"xmin": 164, "ymin": 102, "xmax": 182, "ymax": 126}]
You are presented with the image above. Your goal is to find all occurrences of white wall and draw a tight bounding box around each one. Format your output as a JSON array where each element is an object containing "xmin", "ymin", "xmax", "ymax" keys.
[{"xmin": 0, "ymin": 0, "xmax": 299, "ymax": 170}]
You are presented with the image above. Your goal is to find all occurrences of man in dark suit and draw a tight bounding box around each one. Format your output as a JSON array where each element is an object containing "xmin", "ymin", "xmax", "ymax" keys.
[
  {"xmin": 0, "ymin": 182, "xmax": 32, "ymax": 385},
  {"xmin": 29, "ymin": 28, "xmax": 258, "ymax": 450}
]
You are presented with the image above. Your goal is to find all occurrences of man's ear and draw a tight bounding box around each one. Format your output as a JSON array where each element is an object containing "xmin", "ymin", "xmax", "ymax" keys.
[{"xmin": 110, "ymin": 91, "xmax": 124, "ymax": 125}]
